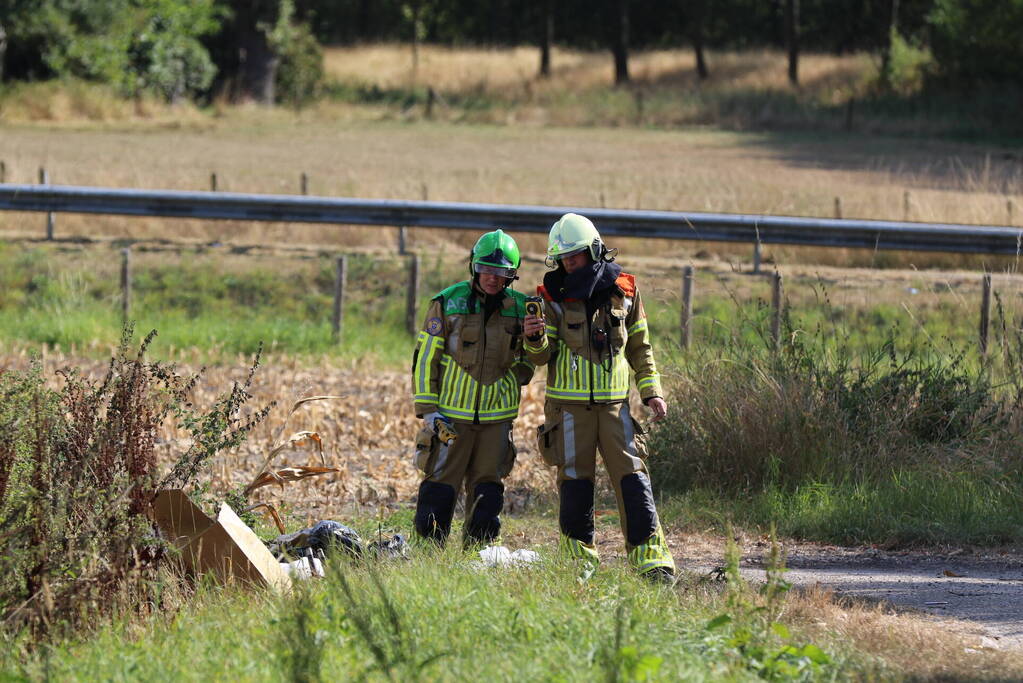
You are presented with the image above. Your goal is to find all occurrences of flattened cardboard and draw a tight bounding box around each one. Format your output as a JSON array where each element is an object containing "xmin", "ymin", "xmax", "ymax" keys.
[{"xmin": 151, "ymin": 489, "xmax": 290, "ymax": 591}]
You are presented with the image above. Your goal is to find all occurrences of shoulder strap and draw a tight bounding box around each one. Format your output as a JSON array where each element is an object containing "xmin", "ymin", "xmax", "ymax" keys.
[{"xmin": 615, "ymin": 273, "xmax": 636, "ymax": 298}]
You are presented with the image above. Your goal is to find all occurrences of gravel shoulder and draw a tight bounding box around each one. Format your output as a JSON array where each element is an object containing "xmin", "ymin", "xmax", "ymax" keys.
[{"xmin": 678, "ymin": 535, "xmax": 1023, "ymax": 650}]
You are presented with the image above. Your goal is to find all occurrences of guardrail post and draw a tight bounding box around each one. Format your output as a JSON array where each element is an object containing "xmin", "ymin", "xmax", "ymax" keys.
[
  {"xmin": 121, "ymin": 247, "xmax": 132, "ymax": 322},
  {"xmin": 210, "ymin": 172, "xmax": 218, "ymax": 192},
  {"xmin": 834, "ymin": 197, "xmax": 842, "ymax": 219},
  {"xmin": 752, "ymin": 240, "xmax": 762, "ymax": 274},
  {"xmin": 39, "ymin": 168, "xmax": 54, "ymax": 240},
  {"xmin": 398, "ymin": 227, "xmax": 408, "ymax": 255},
  {"xmin": 301, "ymin": 173, "xmax": 308, "ymax": 195},
  {"xmin": 406, "ymin": 254, "xmax": 420, "ymax": 335},
  {"xmin": 332, "ymin": 255, "xmax": 347, "ymax": 342},
  {"xmin": 979, "ymin": 273, "xmax": 992, "ymax": 355},
  {"xmin": 680, "ymin": 265, "xmax": 694, "ymax": 349},
  {"xmin": 1, "ymin": 161, "xmax": 6, "ymax": 183},
  {"xmin": 770, "ymin": 271, "xmax": 783, "ymax": 351}
]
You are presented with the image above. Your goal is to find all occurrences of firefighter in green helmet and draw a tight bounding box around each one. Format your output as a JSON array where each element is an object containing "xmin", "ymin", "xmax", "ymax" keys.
[
  {"xmin": 523, "ymin": 213, "xmax": 676, "ymax": 582},
  {"xmin": 410, "ymin": 229, "xmax": 533, "ymax": 546}
]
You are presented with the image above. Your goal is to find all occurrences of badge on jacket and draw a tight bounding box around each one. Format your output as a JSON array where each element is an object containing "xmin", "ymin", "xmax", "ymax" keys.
[{"xmin": 426, "ymin": 317, "xmax": 443, "ymax": 336}]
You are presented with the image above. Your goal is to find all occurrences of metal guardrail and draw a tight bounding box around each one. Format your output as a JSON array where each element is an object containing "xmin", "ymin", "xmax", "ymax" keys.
[{"xmin": 1, "ymin": 183, "xmax": 1021, "ymax": 254}]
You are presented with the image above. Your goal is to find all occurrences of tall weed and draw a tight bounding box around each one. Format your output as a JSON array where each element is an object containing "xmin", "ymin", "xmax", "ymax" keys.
[
  {"xmin": 0, "ymin": 326, "xmax": 271, "ymax": 640},
  {"xmin": 650, "ymin": 296, "xmax": 1021, "ymax": 495}
]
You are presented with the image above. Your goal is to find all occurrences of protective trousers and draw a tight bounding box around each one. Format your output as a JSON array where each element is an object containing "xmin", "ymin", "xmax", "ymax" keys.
[
  {"xmin": 537, "ymin": 401, "xmax": 675, "ymax": 575},
  {"xmin": 414, "ymin": 421, "xmax": 515, "ymax": 547}
]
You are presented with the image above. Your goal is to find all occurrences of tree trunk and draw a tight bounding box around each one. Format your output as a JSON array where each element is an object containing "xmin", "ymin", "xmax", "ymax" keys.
[
  {"xmin": 236, "ymin": 22, "xmax": 278, "ymax": 104},
  {"xmin": 612, "ymin": 0, "xmax": 629, "ymax": 85},
  {"xmin": 880, "ymin": 0, "xmax": 900, "ymax": 83},
  {"xmin": 357, "ymin": 0, "xmax": 372, "ymax": 40},
  {"xmin": 785, "ymin": 0, "xmax": 799, "ymax": 85},
  {"xmin": 538, "ymin": 0, "xmax": 553, "ymax": 78},
  {"xmin": 690, "ymin": 3, "xmax": 708, "ymax": 80},
  {"xmin": 410, "ymin": 0, "xmax": 421, "ymax": 84},
  {"xmin": 0, "ymin": 22, "xmax": 7, "ymax": 83}
]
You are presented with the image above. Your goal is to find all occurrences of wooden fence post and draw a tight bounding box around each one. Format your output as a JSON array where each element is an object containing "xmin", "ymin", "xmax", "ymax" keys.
[
  {"xmin": 301, "ymin": 172, "xmax": 308, "ymax": 195},
  {"xmin": 121, "ymin": 247, "xmax": 132, "ymax": 322},
  {"xmin": 834, "ymin": 197, "xmax": 842, "ymax": 219},
  {"xmin": 980, "ymin": 273, "xmax": 992, "ymax": 355},
  {"xmin": 771, "ymin": 271, "xmax": 783, "ymax": 351},
  {"xmin": 426, "ymin": 87, "xmax": 436, "ymax": 119},
  {"xmin": 39, "ymin": 167, "xmax": 54, "ymax": 240},
  {"xmin": 406, "ymin": 254, "xmax": 420, "ymax": 335},
  {"xmin": 210, "ymin": 172, "xmax": 218, "ymax": 192},
  {"xmin": 680, "ymin": 265, "xmax": 694, "ymax": 349},
  {"xmin": 0, "ymin": 160, "xmax": 6, "ymax": 183},
  {"xmin": 752, "ymin": 240, "xmax": 762, "ymax": 275},
  {"xmin": 332, "ymin": 255, "xmax": 347, "ymax": 342}
]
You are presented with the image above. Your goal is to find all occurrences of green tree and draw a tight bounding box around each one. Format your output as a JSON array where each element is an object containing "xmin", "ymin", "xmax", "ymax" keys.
[
  {"xmin": 0, "ymin": 0, "xmax": 218, "ymax": 101},
  {"xmin": 929, "ymin": 0, "xmax": 1023, "ymax": 86}
]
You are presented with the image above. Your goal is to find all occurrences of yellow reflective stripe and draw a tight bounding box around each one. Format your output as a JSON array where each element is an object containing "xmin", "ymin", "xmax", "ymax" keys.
[
  {"xmin": 637, "ymin": 376, "xmax": 659, "ymax": 389},
  {"xmin": 415, "ymin": 332, "xmax": 443, "ymax": 400},
  {"xmin": 628, "ymin": 319, "xmax": 648, "ymax": 335},
  {"xmin": 523, "ymin": 338, "xmax": 548, "ymax": 353},
  {"xmin": 435, "ymin": 355, "xmax": 523, "ymax": 419},
  {"xmin": 545, "ymin": 338, "xmax": 631, "ymax": 401}
]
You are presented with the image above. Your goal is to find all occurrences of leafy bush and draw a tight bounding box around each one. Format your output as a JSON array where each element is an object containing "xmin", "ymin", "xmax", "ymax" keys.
[
  {"xmin": 268, "ymin": 0, "xmax": 324, "ymax": 107},
  {"xmin": 0, "ymin": 327, "xmax": 270, "ymax": 639},
  {"xmin": 3, "ymin": 0, "xmax": 219, "ymax": 102}
]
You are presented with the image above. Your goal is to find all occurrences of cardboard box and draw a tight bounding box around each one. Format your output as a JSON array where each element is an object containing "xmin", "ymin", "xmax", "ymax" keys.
[{"xmin": 151, "ymin": 489, "xmax": 291, "ymax": 591}]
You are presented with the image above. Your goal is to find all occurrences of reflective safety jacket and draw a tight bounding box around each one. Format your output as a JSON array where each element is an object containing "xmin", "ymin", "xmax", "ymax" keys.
[
  {"xmin": 412, "ymin": 281, "xmax": 534, "ymax": 424},
  {"xmin": 524, "ymin": 273, "xmax": 662, "ymax": 404}
]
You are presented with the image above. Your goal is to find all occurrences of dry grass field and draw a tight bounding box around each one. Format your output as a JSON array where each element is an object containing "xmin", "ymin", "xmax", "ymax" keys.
[
  {"xmin": 1, "ymin": 118, "xmax": 1020, "ymax": 270},
  {"xmin": 323, "ymin": 44, "xmax": 872, "ymax": 100},
  {"xmin": 2, "ymin": 45, "xmax": 1021, "ymax": 270}
]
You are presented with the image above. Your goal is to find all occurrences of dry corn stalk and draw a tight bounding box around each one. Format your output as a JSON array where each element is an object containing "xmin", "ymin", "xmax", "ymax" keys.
[
  {"xmin": 246, "ymin": 394, "xmax": 347, "ymax": 494},
  {"xmin": 243, "ymin": 501, "xmax": 288, "ymax": 533},
  {"xmin": 244, "ymin": 466, "xmax": 340, "ymax": 496}
]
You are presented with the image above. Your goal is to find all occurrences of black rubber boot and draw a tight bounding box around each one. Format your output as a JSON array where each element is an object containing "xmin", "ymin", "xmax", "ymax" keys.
[
  {"xmin": 464, "ymin": 481, "xmax": 504, "ymax": 547},
  {"xmin": 414, "ymin": 481, "xmax": 456, "ymax": 545},
  {"xmin": 559, "ymin": 479, "xmax": 595, "ymax": 544},
  {"xmin": 619, "ymin": 472, "xmax": 659, "ymax": 546}
]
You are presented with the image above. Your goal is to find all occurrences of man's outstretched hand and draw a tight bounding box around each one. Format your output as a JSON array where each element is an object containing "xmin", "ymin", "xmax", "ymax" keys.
[{"xmin": 647, "ymin": 397, "xmax": 668, "ymax": 422}]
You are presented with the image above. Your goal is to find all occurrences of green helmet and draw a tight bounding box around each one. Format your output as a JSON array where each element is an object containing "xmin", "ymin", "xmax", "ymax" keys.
[
  {"xmin": 547, "ymin": 213, "xmax": 605, "ymax": 264},
  {"xmin": 470, "ymin": 229, "xmax": 520, "ymax": 280}
]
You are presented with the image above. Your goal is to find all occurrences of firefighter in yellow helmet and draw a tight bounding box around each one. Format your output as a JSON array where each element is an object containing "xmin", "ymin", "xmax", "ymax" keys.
[
  {"xmin": 523, "ymin": 213, "xmax": 675, "ymax": 581},
  {"xmin": 410, "ymin": 229, "xmax": 533, "ymax": 547}
]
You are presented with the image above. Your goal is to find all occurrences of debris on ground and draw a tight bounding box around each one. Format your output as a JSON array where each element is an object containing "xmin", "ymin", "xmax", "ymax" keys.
[
  {"xmin": 475, "ymin": 545, "xmax": 541, "ymax": 569},
  {"xmin": 151, "ymin": 489, "xmax": 291, "ymax": 591}
]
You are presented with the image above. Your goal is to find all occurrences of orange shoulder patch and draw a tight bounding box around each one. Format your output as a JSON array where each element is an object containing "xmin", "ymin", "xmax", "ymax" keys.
[
  {"xmin": 615, "ymin": 273, "xmax": 636, "ymax": 297},
  {"xmin": 538, "ymin": 284, "xmax": 554, "ymax": 302}
]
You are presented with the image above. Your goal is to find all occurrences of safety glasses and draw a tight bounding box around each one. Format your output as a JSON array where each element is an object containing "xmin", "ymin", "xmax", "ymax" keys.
[{"xmin": 474, "ymin": 263, "xmax": 517, "ymax": 279}]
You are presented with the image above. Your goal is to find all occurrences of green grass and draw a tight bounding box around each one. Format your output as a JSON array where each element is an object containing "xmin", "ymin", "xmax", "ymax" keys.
[
  {"xmin": 1, "ymin": 242, "xmax": 1012, "ymax": 374},
  {"xmin": 3, "ymin": 524, "xmax": 862, "ymax": 681},
  {"xmin": 658, "ymin": 470, "xmax": 1023, "ymax": 547}
]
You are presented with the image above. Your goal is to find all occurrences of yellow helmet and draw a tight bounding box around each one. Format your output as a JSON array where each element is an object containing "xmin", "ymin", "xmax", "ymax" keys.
[{"xmin": 546, "ymin": 213, "xmax": 604, "ymax": 264}]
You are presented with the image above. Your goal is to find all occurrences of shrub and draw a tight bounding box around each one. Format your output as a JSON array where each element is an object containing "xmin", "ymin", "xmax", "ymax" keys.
[
  {"xmin": 267, "ymin": 0, "xmax": 324, "ymax": 107},
  {"xmin": 0, "ymin": 327, "xmax": 271, "ymax": 639},
  {"xmin": 649, "ymin": 328, "xmax": 1017, "ymax": 495}
]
